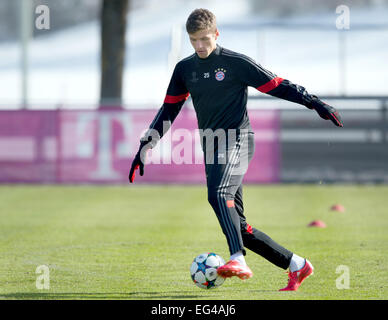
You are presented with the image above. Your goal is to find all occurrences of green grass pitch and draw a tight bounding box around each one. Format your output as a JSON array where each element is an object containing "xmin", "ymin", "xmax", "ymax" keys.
[{"xmin": 0, "ymin": 184, "xmax": 387, "ymax": 300}]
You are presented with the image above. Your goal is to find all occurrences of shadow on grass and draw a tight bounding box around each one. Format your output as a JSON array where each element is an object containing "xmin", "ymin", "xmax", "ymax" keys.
[{"xmin": 1, "ymin": 291, "xmax": 211, "ymax": 300}]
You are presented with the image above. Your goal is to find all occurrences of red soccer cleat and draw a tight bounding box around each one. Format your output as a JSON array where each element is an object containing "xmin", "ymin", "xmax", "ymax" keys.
[
  {"xmin": 217, "ymin": 260, "xmax": 253, "ymax": 280},
  {"xmin": 279, "ymin": 259, "xmax": 314, "ymax": 291}
]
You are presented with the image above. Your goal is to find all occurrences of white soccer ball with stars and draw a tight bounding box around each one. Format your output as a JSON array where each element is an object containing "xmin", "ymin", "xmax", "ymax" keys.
[{"xmin": 190, "ymin": 252, "xmax": 226, "ymax": 289}]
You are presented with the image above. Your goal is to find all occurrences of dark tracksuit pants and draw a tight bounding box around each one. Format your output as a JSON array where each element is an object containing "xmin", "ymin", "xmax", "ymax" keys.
[{"xmin": 204, "ymin": 130, "xmax": 293, "ymax": 270}]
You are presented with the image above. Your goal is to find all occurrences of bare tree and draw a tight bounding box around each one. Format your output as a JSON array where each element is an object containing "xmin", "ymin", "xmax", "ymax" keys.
[{"xmin": 100, "ymin": 0, "xmax": 129, "ymax": 107}]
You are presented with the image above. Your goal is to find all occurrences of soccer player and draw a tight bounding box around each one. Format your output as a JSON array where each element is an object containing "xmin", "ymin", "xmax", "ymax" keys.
[{"xmin": 129, "ymin": 8, "xmax": 343, "ymax": 291}]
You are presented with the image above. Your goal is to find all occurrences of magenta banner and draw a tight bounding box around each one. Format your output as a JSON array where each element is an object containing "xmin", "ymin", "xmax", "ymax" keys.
[{"xmin": 0, "ymin": 108, "xmax": 280, "ymax": 183}]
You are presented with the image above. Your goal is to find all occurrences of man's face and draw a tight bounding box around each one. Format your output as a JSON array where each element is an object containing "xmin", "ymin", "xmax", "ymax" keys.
[{"xmin": 189, "ymin": 29, "xmax": 219, "ymax": 59}]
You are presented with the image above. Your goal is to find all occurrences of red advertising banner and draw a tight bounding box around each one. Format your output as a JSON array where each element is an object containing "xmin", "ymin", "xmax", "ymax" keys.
[{"xmin": 0, "ymin": 108, "xmax": 280, "ymax": 184}]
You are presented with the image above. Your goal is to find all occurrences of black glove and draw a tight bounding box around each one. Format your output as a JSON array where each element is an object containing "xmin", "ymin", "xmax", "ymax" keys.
[
  {"xmin": 308, "ymin": 96, "xmax": 343, "ymax": 127},
  {"xmin": 128, "ymin": 141, "xmax": 151, "ymax": 183}
]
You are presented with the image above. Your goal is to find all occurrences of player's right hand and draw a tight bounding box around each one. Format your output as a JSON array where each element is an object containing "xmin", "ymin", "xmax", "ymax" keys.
[{"xmin": 129, "ymin": 143, "xmax": 148, "ymax": 183}]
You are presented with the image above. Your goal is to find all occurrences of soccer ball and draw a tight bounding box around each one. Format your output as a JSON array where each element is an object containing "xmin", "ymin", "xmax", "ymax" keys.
[{"xmin": 190, "ymin": 252, "xmax": 226, "ymax": 289}]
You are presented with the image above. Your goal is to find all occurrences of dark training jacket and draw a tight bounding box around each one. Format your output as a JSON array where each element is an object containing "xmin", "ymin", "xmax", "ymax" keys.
[{"xmin": 143, "ymin": 44, "xmax": 316, "ymax": 145}]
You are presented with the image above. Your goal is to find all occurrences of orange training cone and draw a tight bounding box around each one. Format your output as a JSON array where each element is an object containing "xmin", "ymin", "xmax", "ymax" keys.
[
  {"xmin": 330, "ymin": 204, "xmax": 345, "ymax": 212},
  {"xmin": 307, "ymin": 220, "xmax": 327, "ymax": 228}
]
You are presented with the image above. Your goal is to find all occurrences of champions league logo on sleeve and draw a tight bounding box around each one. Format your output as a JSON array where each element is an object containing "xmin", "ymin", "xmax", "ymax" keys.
[{"xmin": 214, "ymin": 68, "xmax": 226, "ymax": 81}]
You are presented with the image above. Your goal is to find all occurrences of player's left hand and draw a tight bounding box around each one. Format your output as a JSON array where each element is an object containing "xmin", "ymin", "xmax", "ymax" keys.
[{"xmin": 309, "ymin": 97, "xmax": 343, "ymax": 127}]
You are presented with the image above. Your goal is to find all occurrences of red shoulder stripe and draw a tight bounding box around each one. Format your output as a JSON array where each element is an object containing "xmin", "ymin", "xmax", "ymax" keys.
[
  {"xmin": 256, "ymin": 77, "xmax": 284, "ymax": 93},
  {"xmin": 164, "ymin": 92, "xmax": 190, "ymax": 104}
]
